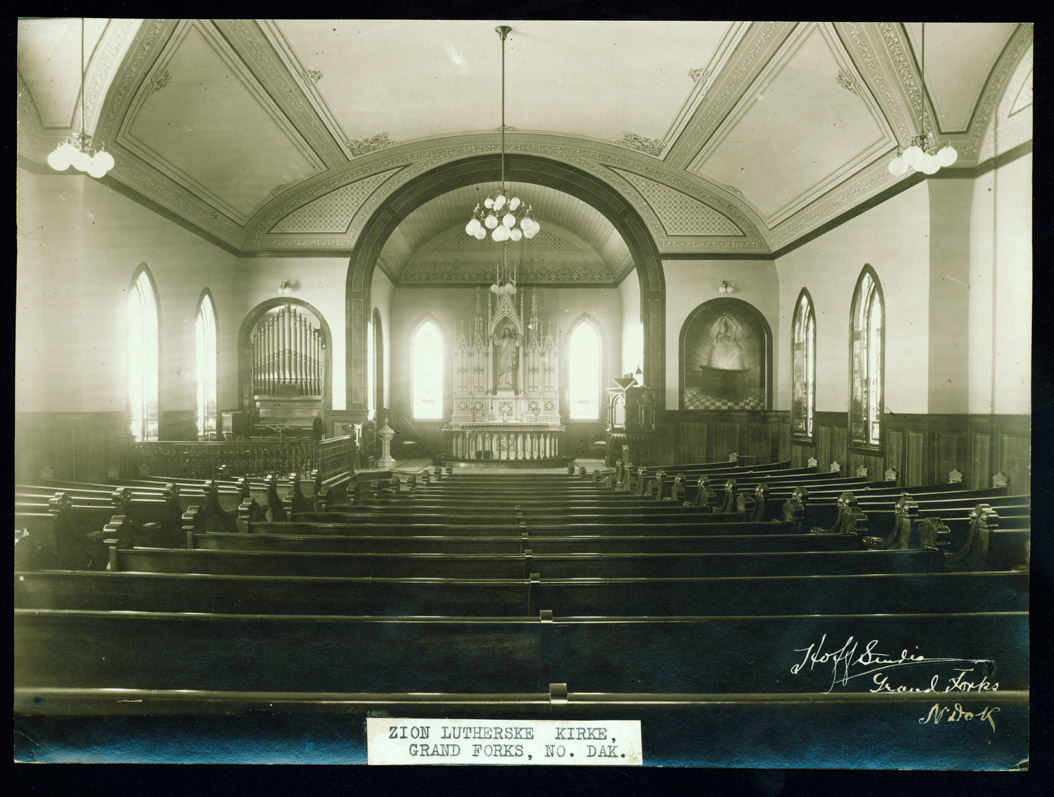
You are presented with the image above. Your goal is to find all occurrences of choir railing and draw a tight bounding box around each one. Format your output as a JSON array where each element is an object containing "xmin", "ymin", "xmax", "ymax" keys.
[{"xmin": 133, "ymin": 434, "xmax": 355, "ymax": 480}]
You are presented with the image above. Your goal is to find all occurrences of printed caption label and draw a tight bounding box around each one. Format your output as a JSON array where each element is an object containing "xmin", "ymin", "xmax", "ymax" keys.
[{"xmin": 367, "ymin": 718, "xmax": 643, "ymax": 765}]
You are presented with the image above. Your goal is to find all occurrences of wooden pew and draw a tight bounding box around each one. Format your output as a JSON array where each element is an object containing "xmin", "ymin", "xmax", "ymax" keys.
[
  {"xmin": 187, "ymin": 529, "xmax": 865, "ymax": 555},
  {"xmin": 15, "ymin": 608, "xmax": 1027, "ymax": 695},
  {"xmin": 105, "ymin": 545, "xmax": 941, "ymax": 578},
  {"xmin": 16, "ymin": 569, "xmax": 1028, "ymax": 618},
  {"xmin": 247, "ymin": 518, "xmax": 794, "ymax": 536}
]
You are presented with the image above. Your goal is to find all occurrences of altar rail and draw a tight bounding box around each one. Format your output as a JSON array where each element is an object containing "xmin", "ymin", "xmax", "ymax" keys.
[
  {"xmin": 133, "ymin": 435, "xmax": 355, "ymax": 480},
  {"xmin": 445, "ymin": 426, "xmax": 564, "ymax": 461}
]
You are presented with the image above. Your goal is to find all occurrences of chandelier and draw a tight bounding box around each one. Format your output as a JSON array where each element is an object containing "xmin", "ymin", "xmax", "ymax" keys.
[
  {"xmin": 46, "ymin": 18, "xmax": 115, "ymax": 178},
  {"xmin": 888, "ymin": 23, "xmax": 957, "ymax": 177},
  {"xmin": 465, "ymin": 25, "xmax": 539, "ymax": 242}
]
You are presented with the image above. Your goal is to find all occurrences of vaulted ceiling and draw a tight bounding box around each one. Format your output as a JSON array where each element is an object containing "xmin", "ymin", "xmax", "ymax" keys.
[{"xmin": 17, "ymin": 19, "xmax": 1033, "ymax": 283}]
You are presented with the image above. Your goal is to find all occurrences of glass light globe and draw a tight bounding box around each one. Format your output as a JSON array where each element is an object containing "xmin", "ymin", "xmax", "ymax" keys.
[
  {"xmin": 510, "ymin": 228, "xmax": 523, "ymax": 241},
  {"xmin": 492, "ymin": 225, "xmax": 509, "ymax": 241},
  {"xmin": 524, "ymin": 224, "xmax": 539, "ymax": 239},
  {"xmin": 474, "ymin": 228, "xmax": 487, "ymax": 240},
  {"xmin": 936, "ymin": 145, "xmax": 958, "ymax": 167},
  {"xmin": 484, "ymin": 197, "xmax": 494, "ymax": 209},
  {"xmin": 466, "ymin": 219, "xmax": 480, "ymax": 235},
  {"xmin": 902, "ymin": 146, "xmax": 922, "ymax": 169},
  {"xmin": 495, "ymin": 194, "xmax": 507, "ymax": 209},
  {"xmin": 47, "ymin": 146, "xmax": 72, "ymax": 171},
  {"xmin": 95, "ymin": 150, "xmax": 115, "ymax": 172},
  {"xmin": 509, "ymin": 197, "xmax": 521, "ymax": 211},
  {"xmin": 888, "ymin": 156, "xmax": 907, "ymax": 177},
  {"xmin": 72, "ymin": 148, "xmax": 92, "ymax": 172},
  {"xmin": 502, "ymin": 213, "xmax": 515, "ymax": 228},
  {"xmin": 920, "ymin": 155, "xmax": 940, "ymax": 175},
  {"xmin": 485, "ymin": 214, "xmax": 498, "ymax": 230},
  {"xmin": 87, "ymin": 158, "xmax": 108, "ymax": 178}
]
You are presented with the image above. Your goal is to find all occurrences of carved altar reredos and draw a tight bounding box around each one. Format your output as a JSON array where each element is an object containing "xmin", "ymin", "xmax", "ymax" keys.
[{"xmin": 449, "ymin": 282, "xmax": 561, "ymax": 429}]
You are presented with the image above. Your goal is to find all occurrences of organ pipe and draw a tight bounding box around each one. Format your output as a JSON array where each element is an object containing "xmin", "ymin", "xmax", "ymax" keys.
[{"xmin": 250, "ymin": 306, "xmax": 324, "ymax": 398}]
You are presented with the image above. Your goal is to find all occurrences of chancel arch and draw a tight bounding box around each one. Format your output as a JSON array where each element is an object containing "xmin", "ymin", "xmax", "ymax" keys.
[
  {"xmin": 679, "ymin": 297, "xmax": 773, "ymax": 412},
  {"xmin": 345, "ymin": 154, "xmax": 666, "ymax": 417},
  {"xmin": 237, "ymin": 298, "xmax": 332, "ymax": 437}
]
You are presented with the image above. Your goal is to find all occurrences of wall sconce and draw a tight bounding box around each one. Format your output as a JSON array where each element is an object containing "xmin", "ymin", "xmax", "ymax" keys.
[
  {"xmin": 718, "ymin": 281, "xmax": 736, "ymax": 294},
  {"xmin": 278, "ymin": 279, "xmax": 299, "ymax": 295}
]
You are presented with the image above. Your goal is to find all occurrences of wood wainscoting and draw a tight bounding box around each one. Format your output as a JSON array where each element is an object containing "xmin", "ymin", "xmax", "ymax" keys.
[
  {"xmin": 791, "ymin": 412, "xmax": 1030, "ymax": 490},
  {"xmin": 16, "ymin": 412, "xmax": 136, "ymax": 483},
  {"xmin": 655, "ymin": 410, "xmax": 790, "ymax": 466}
]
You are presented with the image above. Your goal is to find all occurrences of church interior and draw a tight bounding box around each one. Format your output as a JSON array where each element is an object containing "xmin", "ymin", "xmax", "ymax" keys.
[{"xmin": 15, "ymin": 20, "xmax": 1032, "ymax": 767}]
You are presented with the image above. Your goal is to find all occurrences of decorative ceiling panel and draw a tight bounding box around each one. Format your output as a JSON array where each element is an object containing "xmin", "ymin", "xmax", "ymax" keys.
[
  {"xmin": 270, "ymin": 168, "xmax": 400, "ymax": 233},
  {"xmin": 613, "ymin": 169, "xmax": 743, "ymax": 236},
  {"xmin": 17, "ymin": 18, "xmax": 108, "ymax": 129},
  {"xmin": 274, "ymin": 20, "xmax": 734, "ymax": 148},
  {"xmin": 121, "ymin": 22, "xmax": 323, "ymax": 221},
  {"xmin": 689, "ymin": 23, "xmax": 893, "ymax": 226},
  {"xmin": 904, "ymin": 22, "xmax": 1017, "ymax": 133},
  {"xmin": 16, "ymin": 20, "xmax": 1030, "ymax": 258}
]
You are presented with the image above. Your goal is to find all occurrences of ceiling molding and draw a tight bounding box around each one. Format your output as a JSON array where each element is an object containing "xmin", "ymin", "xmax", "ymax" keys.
[
  {"xmin": 18, "ymin": 19, "xmax": 1026, "ymax": 261},
  {"xmin": 612, "ymin": 168, "xmax": 744, "ymax": 237},
  {"xmin": 215, "ymin": 19, "xmax": 348, "ymax": 167},
  {"xmin": 665, "ymin": 22, "xmax": 797, "ymax": 170}
]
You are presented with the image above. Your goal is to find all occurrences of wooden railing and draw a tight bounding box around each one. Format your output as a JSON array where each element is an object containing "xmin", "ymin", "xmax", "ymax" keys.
[
  {"xmin": 317, "ymin": 434, "xmax": 356, "ymax": 481},
  {"xmin": 133, "ymin": 440, "xmax": 315, "ymax": 478},
  {"xmin": 133, "ymin": 437, "xmax": 353, "ymax": 480}
]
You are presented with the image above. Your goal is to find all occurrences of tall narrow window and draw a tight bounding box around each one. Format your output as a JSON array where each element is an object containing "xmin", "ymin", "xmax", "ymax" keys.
[
  {"xmin": 791, "ymin": 290, "xmax": 816, "ymax": 438},
  {"xmin": 128, "ymin": 267, "xmax": 160, "ymax": 441},
  {"xmin": 195, "ymin": 292, "xmax": 217, "ymax": 439},
  {"xmin": 367, "ymin": 317, "xmax": 375, "ymax": 416},
  {"xmin": 412, "ymin": 319, "xmax": 443, "ymax": 420},
  {"xmin": 373, "ymin": 308, "xmax": 385, "ymax": 415},
  {"xmin": 568, "ymin": 320, "xmax": 601, "ymax": 420},
  {"xmin": 850, "ymin": 267, "xmax": 884, "ymax": 447}
]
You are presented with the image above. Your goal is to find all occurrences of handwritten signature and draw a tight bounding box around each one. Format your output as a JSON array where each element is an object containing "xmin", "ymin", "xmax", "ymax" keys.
[
  {"xmin": 790, "ymin": 634, "xmax": 997, "ymax": 693},
  {"xmin": 919, "ymin": 703, "xmax": 1000, "ymax": 733}
]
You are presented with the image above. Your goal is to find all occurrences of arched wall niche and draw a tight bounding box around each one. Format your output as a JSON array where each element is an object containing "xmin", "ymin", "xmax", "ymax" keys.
[
  {"xmin": 678, "ymin": 297, "xmax": 773, "ymax": 412},
  {"xmin": 237, "ymin": 297, "xmax": 334, "ymax": 414},
  {"xmin": 345, "ymin": 154, "xmax": 666, "ymax": 419}
]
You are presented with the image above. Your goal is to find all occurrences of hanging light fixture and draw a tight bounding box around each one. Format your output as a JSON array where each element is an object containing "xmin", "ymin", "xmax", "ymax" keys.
[
  {"xmin": 465, "ymin": 25, "xmax": 539, "ymax": 242},
  {"xmin": 888, "ymin": 23, "xmax": 957, "ymax": 177},
  {"xmin": 47, "ymin": 18, "xmax": 115, "ymax": 178}
]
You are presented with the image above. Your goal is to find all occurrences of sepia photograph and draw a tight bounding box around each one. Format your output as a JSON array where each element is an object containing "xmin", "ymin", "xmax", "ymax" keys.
[{"xmin": 15, "ymin": 18, "xmax": 1032, "ymax": 769}]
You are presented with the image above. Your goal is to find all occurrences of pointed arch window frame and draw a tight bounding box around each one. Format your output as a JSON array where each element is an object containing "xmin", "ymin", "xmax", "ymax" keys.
[
  {"xmin": 127, "ymin": 264, "xmax": 161, "ymax": 442},
  {"xmin": 791, "ymin": 288, "xmax": 816, "ymax": 440},
  {"xmin": 849, "ymin": 265, "xmax": 885, "ymax": 449},
  {"xmin": 195, "ymin": 289, "xmax": 218, "ymax": 440},
  {"xmin": 411, "ymin": 316, "xmax": 445, "ymax": 421},
  {"xmin": 567, "ymin": 315, "xmax": 603, "ymax": 421}
]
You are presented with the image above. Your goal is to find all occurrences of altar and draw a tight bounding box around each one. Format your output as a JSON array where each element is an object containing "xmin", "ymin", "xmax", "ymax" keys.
[{"xmin": 443, "ymin": 266, "xmax": 564, "ymax": 463}]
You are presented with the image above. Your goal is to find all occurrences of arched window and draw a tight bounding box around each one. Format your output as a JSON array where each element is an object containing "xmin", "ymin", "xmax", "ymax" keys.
[
  {"xmin": 128, "ymin": 266, "xmax": 160, "ymax": 441},
  {"xmin": 195, "ymin": 292, "xmax": 218, "ymax": 439},
  {"xmin": 372, "ymin": 308, "xmax": 385, "ymax": 415},
  {"xmin": 568, "ymin": 320, "xmax": 602, "ymax": 420},
  {"xmin": 367, "ymin": 316, "xmax": 375, "ymax": 416},
  {"xmin": 850, "ymin": 267, "xmax": 884, "ymax": 447},
  {"xmin": 412, "ymin": 319, "xmax": 444, "ymax": 420},
  {"xmin": 791, "ymin": 290, "xmax": 816, "ymax": 438}
]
